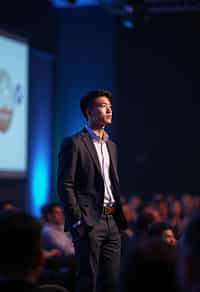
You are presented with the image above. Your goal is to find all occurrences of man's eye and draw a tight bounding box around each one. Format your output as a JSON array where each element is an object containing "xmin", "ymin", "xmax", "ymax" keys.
[{"xmin": 100, "ymin": 104, "xmax": 112, "ymax": 108}]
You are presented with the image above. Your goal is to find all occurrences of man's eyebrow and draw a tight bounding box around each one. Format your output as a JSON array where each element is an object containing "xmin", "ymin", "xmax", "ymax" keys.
[{"xmin": 96, "ymin": 102, "xmax": 112, "ymax": 106}]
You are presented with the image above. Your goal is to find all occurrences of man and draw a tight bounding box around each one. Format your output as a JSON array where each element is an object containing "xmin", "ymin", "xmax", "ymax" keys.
[
  {"xmin": 57, "ymin": 89, "xmax": 127, "ymax": 292},
  {"xmin": 0, "ymin": 210, "xmax": 43, "ymax": 291}
]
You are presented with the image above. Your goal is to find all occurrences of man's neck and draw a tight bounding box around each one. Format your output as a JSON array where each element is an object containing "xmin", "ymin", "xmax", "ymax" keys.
[{"xmin": 88, "ymin": 124, "xmax": 105, "ymax": 139}]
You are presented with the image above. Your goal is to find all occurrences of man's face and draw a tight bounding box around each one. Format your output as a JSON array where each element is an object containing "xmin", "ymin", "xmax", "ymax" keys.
[{"xmin": 87, "ymin": 96, "xmax": 112, "ymax": 127}]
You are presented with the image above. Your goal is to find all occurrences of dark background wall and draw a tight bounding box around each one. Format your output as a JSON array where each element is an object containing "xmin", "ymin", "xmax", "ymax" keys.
[
  {"xmin": 115, "ymin": 13, "xmax": 200, "ymax": 195},
  {"xmin": 53, "ymin": 7, "xmax": 115, "ymax": 199}
]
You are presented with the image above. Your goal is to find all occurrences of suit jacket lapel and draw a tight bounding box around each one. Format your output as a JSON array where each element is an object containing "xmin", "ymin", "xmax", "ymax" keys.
[{"xmin": 81, "ymin": 130, "xmax": 102, "ymax": 175}]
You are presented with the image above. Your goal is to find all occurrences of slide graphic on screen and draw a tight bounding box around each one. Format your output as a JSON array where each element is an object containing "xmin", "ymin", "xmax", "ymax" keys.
[{"xmin": 0, "ymin": 33, "xmax": 29, "ymax": 177}]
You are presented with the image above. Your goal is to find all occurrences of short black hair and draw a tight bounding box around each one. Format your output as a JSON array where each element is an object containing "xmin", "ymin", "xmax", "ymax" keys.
[
  {"xmin": 46, "ymin": 203, "xmax": 62, "ymax": 215},
  {"xmin": 80, "ymin": 89, "xmax": 112, "ymax": 120},
  {"xmin": 0, "ymin": 210, "xmax": 41, "ymax": 277}
]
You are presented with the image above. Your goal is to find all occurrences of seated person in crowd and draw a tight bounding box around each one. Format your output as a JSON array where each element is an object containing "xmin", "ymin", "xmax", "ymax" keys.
[
  {"xmin": 41, "ymin": 203, "xmax": 75, "ymax": 261},
  {"xmin": 0, "ymin": 210, "xmax": 43, "ymax": 291},
  {"xmin": 121, "ymin": 238, "xmax": 178, "ymax": 292},
  {"xmin": 40, "ymin": 203, "xmax": 75, "ymax": 290},
  {"xmin": 148, "ymin": 221, "xmax": 177, "ymax": 246}
]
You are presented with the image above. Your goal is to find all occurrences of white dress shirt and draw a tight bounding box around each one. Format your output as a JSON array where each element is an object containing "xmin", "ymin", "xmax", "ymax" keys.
[{"xmin": 86, "ymin": 126, "xmax": 115, "ymax": 206}]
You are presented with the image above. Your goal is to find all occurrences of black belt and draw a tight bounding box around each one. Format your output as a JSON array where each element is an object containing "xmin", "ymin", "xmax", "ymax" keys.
[{"xmin": 103, "ymin": 205, "xmax": 116, "ymax": 215}]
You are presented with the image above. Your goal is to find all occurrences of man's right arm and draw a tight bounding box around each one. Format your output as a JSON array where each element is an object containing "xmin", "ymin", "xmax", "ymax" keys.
[{"xmin": 57, "ymin": 137, "xmax": 82, "ymax": 227}]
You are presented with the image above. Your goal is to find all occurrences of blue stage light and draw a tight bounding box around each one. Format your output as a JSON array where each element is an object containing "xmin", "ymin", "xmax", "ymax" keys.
[{"xmin": 30, "ymin": 150, "xmax": 50, "ymax": 217}]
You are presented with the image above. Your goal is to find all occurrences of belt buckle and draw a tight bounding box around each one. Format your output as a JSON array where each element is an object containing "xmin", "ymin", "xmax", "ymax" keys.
[{"xmin": 104, "ymin": 205, "xmax": 114, "ymax": 215}]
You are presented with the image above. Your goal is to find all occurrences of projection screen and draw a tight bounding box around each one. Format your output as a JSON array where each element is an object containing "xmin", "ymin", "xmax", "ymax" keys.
[{"xmin": 0, "ymin": 31, "xmax": 29, "ymax": 178}]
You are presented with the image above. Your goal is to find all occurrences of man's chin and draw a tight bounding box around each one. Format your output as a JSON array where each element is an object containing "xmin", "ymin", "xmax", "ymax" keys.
[{"xmin": 105, "ymin": 118, "xmax": 112, "ymax": 124}]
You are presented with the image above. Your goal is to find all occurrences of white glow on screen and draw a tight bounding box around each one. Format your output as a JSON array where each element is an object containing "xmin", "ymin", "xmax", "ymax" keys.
[{"xmin": 0, "ymin": 33, "xmax": 29, "ymax": 177}]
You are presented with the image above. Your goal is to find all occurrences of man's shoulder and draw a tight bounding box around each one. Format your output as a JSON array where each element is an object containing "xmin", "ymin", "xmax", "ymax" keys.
[
  {"xmin": 108, "ymin": 138, "xmax": 117, "ymax": 148},
  {"xmin": 61, "ymin": 128, "xmax": 86, "ymax": 145}
]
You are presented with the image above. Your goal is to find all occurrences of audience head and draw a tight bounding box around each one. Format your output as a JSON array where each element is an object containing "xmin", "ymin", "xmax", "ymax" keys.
[
  {"xmin": 46, "ymin": 203, "xmax": 64, "ymax": 226},
  {"xmin": 169, "ymin": 199, "xmax": 183, "ymax": 219},
  {"xmin": 0, "ymin": 210, "xmax": 43, "ymax": 281},
  {"xmin": 152, "ymin": 197, "xmax": 169, "ymax": 221},
  {"xmin": 181, "ymin": 192, "xmax": 194, "ymax": 216},
  {"xmin": 142, "ymin": 204, "xmax": 162, "ymax": 223},
  {"xmin": 148, "ymin": 221, "xmax": 176, "ymax": 246},
  {"xmin": 128, "ymin": 194, "xmax": 143, "ymax": 213},
  {"xmin": 122, "ymin": 203, "xmax": 136, "ymax": 224},
  {"xmin": 122, "ymin": 238, "xmax": 177, "ymax": 292}
]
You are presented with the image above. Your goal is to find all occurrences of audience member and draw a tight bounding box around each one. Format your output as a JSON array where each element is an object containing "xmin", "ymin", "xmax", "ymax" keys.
[
  {"xmin": 168, "ymin": 199, "xmax": 184, "ymax": 239},
  {"xmin": 0, "ymin": 210, "xmax": 43, "ymax": 291},
  {"xmin": 40, "ymin": 203, "xmax": 75, "ymax": 291},
  {"xmin": 41, "ymin": 203, "xmax": 75, "ymax": 260},
  {"xmin": 122, "ymin": 238, "xmax": 178, "ymax": 292},
  {"xmin": 148, "ymin": 221, "xmax": 177, "ymax": 246}
]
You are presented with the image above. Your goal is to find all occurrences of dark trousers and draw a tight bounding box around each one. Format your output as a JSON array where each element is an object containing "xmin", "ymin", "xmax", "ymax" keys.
[{"xmin": 71, "ymin": 214, "xmax": 121, "ymax": 292}]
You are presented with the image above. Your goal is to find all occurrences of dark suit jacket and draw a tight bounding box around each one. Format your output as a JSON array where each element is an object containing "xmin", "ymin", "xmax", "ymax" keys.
[{"xmin": 57, "ymin": 128, "xmax": 127, "ymax": 231}]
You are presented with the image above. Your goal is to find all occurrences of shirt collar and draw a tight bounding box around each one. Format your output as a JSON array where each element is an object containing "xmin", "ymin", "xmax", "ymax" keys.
[{"xmin": 85, "ymin": 125, "xmax": 109, "ymax": 142}]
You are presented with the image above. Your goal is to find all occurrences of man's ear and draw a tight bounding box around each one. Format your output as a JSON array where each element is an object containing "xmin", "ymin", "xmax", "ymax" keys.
[{"xmin": 86, "ymin": 107, "xmax": 91, "ymax": 119}]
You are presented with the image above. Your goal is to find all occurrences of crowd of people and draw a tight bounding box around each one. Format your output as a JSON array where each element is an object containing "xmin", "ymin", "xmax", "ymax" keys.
[{"xmin": 0, "ymin": 191, "xmax": 200, "ymax": 292}]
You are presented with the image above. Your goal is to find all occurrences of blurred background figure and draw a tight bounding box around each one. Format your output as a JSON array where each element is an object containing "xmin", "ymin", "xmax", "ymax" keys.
[
  {"xmin": 181, "ymin": 192, "xmax": 194, "ymax": 217},
  {"xmin": 0, "ymin": 200, "xmax": 19, "ymax": 212},
  {"xmin": 148, "ymin": 221, "xmax": 177, "ymax": 246},
  {"xmin": 121, "ymin": 238, "xmax": 178, "ymax": 292},
  {"xmin": 152, "ymin": 196, "xmax": 169, "ymax": 222},
  {"xmin": 119, "ymin": 194, "xmax": 128, "ymax": 205},
  {"xmin": 168, "ymin": 199, "xmax": 184, "ymax": 239},
  {"xmin": 40, "ymin": 203, "xmax": 75, "ymax": 291},
  {"xmin": 128, "ymin": 194, "xmax": 143, "ymax": 216},
  {"xmin": 177, "ymin": 213, "xmax": 200, "ymax": 292},
  {"xmin": 0, "ymin": 210, "xmax": 43, "ymax": 291}
]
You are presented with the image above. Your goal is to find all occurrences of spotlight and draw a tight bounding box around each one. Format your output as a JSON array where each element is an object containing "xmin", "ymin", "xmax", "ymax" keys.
[
  {"xmin": 122, "ymin": 3, "xmax": 135, "ymax": 29},
  {"xmin": 49, "ymin": 0, "xmax": 76, "ymax": 8},
  {"xmin": 122, "ymin": 0, "xmax": 146, "ymax": 30}
]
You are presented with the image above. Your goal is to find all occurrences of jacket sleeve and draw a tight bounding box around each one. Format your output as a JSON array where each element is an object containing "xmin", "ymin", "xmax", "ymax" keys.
[{"xmin": 57, "ymin": 137, "xmax": 82, "ymax": 226}]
